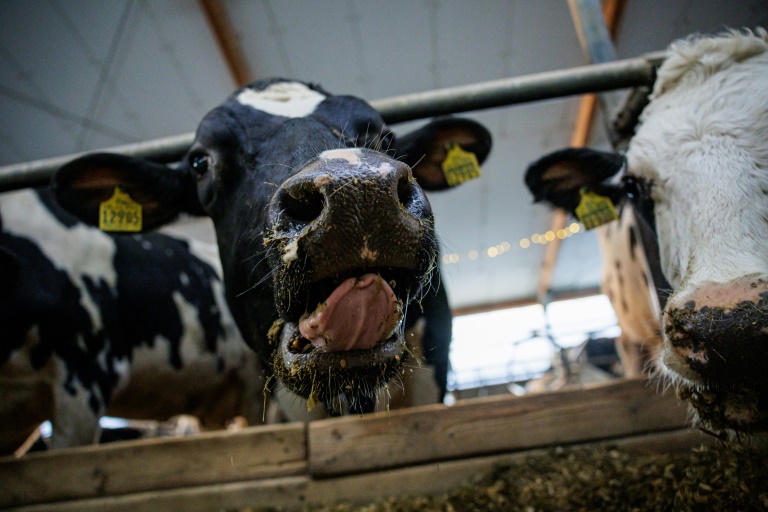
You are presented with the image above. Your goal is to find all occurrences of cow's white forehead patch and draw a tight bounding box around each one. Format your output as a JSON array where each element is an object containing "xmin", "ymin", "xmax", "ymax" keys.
[
  {"xmin": 236, "ymin": 82, "xmax": 325, "ymax": 118},
  {"xmin": 319, "ymin": 148, "xmax": 362, "ymax": 164}
]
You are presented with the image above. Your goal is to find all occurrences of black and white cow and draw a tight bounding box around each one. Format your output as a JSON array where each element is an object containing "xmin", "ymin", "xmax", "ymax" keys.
[
  {"xmin": 526, "ymin": 28, "xmax": 768, "ymax": 436},
  {"xmin": 52, "ymin": 78, "xmax": 492, "ymax": 414},
  {"xmin": 0, "ymin": 187, "xmax": 264, "ymax": 455}
]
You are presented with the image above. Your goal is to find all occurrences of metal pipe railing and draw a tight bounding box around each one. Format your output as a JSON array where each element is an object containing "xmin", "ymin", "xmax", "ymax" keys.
[
  {"xmin": 0, "ymin": 133, "xmax": 196, "ymax": 192},
  {"xmin": 372, "ymin": 51, "xmax": 664, "ymax": 124},
  {"xmin": 0, "ymin": 51, "xmax": 665, "ymax": 192}
]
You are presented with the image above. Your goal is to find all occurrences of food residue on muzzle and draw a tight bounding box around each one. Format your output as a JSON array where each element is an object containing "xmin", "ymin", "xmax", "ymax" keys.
[{"xmin": 298, "ymin": 274, "xmax": 402, "ymax": 351}]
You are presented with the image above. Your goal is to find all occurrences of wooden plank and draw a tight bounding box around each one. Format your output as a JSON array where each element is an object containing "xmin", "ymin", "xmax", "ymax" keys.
[
  {"xmin": 4, "ymin": 476, "xmax": 311, "ymax": 512},
  {"xmin": 8, "ymin": 429, "xmax": 708, "ymax": 512},
  {"xmin": 304, "ymin": 429, "xmax": 711, "ymax": 509},
  {"xmin": 308, "ymin": 379, "xmax": 688, "ymax": 477},
  {"xmin": 0, "ymin": 423, "xmax": 306, "ymax": 509}
]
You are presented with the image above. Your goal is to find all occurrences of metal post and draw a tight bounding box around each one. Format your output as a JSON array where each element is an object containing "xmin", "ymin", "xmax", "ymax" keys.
[{"xmin": 0, "ymin": 52, "xmax": 664, "ymax": 192}]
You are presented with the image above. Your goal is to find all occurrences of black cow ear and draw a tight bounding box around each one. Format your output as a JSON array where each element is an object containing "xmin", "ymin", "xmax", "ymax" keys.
[
  {"xmin": 396, "ymin": 117, "xmax": 492, "ymax": 191},
  {"xmin": 53, "ymin": 153, "xmax": 200, "ymax": 232},
  {"xmin": 524, "ymin": 147, "xmax": 626, "ymax": 214}
]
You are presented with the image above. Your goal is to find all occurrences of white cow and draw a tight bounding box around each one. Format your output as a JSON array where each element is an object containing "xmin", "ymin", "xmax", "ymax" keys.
[{"xmin": 526, "ymin": 28, "xmax": 768, "ymax": 437}]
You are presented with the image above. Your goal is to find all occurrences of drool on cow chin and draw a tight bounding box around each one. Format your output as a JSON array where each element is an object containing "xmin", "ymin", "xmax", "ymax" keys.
[
  {"xmin": 53, "ymin": 78, "xmax": 492, "ymax": 410},
  {"xmin": 524, "ymin": 28, "xmax": 768, "ymax": 437}
]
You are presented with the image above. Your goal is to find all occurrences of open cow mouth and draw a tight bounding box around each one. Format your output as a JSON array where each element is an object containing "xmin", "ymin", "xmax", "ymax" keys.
[
  {"xmin": 677, "ymin": 382, "xmax": 768, "ymax": 437},
  {"xmin": 268, "ymin": 266, "xmax": 423, "ymax": 405},
  {"xmin": 660, "ymin": 352, "xmax": 768, "ymax": 437}
]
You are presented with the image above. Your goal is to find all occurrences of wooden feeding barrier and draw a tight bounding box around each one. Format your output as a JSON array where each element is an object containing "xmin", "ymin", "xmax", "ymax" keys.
[{"xmin": 0, "ymin": 379, "xmax": 710, "ymax": 511}]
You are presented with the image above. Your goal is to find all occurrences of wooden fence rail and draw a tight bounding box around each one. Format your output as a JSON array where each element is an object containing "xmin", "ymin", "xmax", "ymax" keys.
[{"xmin": 1, "ymin": 379, "xmax": 706, "ymax": 512}]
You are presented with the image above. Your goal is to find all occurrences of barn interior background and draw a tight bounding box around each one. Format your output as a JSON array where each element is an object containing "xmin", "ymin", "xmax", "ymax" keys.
[{"xmin": 2, "ymin": 0, "xmax": 766, "ymax": 393}]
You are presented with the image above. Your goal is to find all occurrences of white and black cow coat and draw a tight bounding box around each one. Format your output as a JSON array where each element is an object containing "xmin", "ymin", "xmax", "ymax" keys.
[
  {"xmin": 526, "ymin": 28, "xmax": 768, "ymax": 437},
  {"xmin": 52, "ymin": 79, "xmax": 492, "ymax": 416},
  {"xmin": 0, "ymin": 188, "xmax": 263, "ymax": 454}
]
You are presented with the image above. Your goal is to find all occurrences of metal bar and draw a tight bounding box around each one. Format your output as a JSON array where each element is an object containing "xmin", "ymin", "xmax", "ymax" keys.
[
  {"xmin": 0, "ymin": 52, "xmax": 665, "ymax": 192},
  {"xmin": 568, "ymin": 0, "xmax": 622, "ymax": 119},
  {"xmin": 372, "ymin": 51, "xmax": 663, "ymax": 124},
  {"xmin": 0, "ymin": 133, "xmax": 195, "ymax": 193}
]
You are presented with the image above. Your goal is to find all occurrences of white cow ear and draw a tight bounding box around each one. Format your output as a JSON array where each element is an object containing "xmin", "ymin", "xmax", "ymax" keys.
[
  {"xmin": 525, "ymin": 148, "xmax": 626, "ymax": 214},
  {"xmin": 395, "ymin": 117, "xmax": 492, "ymax": 191},
  {"xmin": 53, "ymin": 153, "xmax": 197, "ymax": 231}
]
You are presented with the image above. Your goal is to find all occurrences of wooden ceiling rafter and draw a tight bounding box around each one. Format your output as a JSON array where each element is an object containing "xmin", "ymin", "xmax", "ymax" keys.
[{"xmin": 199, "ymin": 0, "xmax": 254, "ymax": 87}]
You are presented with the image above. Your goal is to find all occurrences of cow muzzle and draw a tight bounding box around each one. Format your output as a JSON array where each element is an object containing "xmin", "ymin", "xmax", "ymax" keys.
[
  {"xmin": 661, "ymin": 277, "xmax": 768, "ymax": 434},
  {"xmin": 264, "ymin": 148, "xmax": 437, "ymax": 405}
]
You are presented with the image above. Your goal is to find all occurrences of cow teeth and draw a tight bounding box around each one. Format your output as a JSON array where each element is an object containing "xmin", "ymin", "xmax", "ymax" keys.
[{"xmin": 288, "ymin": 336, "xmax": 314, "ymax": 355}]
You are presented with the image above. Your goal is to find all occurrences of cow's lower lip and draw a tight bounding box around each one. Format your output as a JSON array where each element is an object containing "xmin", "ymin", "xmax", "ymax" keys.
[
  {"xmin": 271, "ymin": 319, "xmax": 407, "ymax": 402},
  {"xmin": 677, "ymin": 383, "xmax": 768, "ymax": 435}
]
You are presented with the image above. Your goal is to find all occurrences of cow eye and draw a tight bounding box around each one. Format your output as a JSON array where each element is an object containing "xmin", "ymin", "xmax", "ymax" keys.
[
  {"xmin": 189, "ymin": 152, "xmax": 212, "ymax": 175},
  {"xmin": 622, "ymin": 175, "xmax": 649, "ymax": 200},
  {"xmin": 622, "ymin": 174, "xmax": 656, "ymax": 232}
]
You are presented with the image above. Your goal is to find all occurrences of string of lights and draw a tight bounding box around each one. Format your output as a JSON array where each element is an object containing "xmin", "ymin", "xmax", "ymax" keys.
[{"xmin": 442, "ymin": 222, "xmax": 582, "ymax": 265}]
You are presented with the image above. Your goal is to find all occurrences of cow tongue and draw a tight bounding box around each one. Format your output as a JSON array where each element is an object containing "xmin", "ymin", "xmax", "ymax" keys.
[{"xmin": 299, "ymin": 274, "xmax": 401, "ymax": 351}]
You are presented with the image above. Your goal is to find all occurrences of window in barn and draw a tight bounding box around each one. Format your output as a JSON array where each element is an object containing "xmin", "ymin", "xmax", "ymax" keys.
[{"xmin": 446, "ymin": 294, "xmax": 619, "ymax": 402}]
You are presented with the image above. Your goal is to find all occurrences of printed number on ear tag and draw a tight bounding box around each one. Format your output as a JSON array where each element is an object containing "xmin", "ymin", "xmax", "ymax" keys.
[
  {"xmin": 440, "ymin": 142, "xmax": 481, "ymax": 187},
  {"xmin": 99, "ymin": 187, "xmax": 142, "ymax": 232},
  {"xmin": 575, "ymin": 187, "xmax": 618, "ymax": 230}
]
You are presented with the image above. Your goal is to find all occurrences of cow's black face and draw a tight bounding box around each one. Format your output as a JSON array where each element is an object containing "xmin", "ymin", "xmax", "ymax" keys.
[
  {"xmin": 181, "ymin": 81, "xmax": 436, "ymax": 403},
  {"xmin": 53, "ymin": 78, "xmax": 492, "ymax": 407}
]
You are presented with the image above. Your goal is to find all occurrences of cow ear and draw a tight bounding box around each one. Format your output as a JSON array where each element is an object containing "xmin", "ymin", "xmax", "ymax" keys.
[
  {"xmin": 396, "ymin": 117, "xmax": 492, "ymax": 191},
  {"xmin": 524, "ymin": 147, "xmax": 626, "ymax": 214},
  {"xmin": 52, "ymin": 153, "xmax": 201, "ymax": 231}
]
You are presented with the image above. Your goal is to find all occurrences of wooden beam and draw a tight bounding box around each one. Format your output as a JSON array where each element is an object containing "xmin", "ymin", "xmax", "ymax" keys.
[
  {"xmin": 0, "ymin": 424, "xmax": 306, "ymax": 509},
  {"xmin": 452, "ymin": 286, "xmax": 602, "ymax": 318},
  {"xmin": 453, "ymin": 296, "xmax": 538, "ymax": 317},
  {"xmin": 308, "ymin": 379, "xmax": 688, "ymax": 477},
  {"xmin": 536, "ymin": 0, "xmax": 624, "ymax": 304},
  {"xmin": 199, "ymin": 0, "xmax": 253, "ymax": 87},
  {"xmin": 4, "ymin": 429, "xmax": 707, "ymax": 512}
]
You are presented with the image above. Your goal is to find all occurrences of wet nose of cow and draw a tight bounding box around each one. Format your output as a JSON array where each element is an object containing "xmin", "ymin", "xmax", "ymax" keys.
[
  {"xmin": 662, "ymin": 278, "xmax": 768, "ymax": 386},
  {"xmin": 270, "ymin": 150, "xmax": 432, "ymax": 269},
  {"xmin": 275, "ymin": 153, "xmax": 428, "ymax": 228}
]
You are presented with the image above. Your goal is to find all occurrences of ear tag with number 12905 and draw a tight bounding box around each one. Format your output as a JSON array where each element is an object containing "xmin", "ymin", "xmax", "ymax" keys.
[{"xmin": 99, "ymin": 187, "xmax": 142, "ymax": 232}]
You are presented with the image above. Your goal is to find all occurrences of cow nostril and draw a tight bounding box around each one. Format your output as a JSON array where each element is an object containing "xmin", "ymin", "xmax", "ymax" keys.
[
  {"xmin": 282, "ymin": 189, "xmax": 325, "ymax": 225},
  {"xmin": 397, "ymin": 175, "xmax": 417, "ymax": 210}
]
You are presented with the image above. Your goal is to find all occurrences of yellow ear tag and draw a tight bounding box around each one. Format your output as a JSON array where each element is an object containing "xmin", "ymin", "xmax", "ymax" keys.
[
  {"xmin": 575, "ymin": 187, "xmax": 618, "ymax": 230},
  {"xmin": 99, "ymin": 187, "xmax": 142, "ymax": 232},
  {"xmin": 306, "ymin": 391, "xmax": 319, "ymax": 412},
  {"xmin": 440, "ymin": 142, "xmax": 481, "ymax": 187}
]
